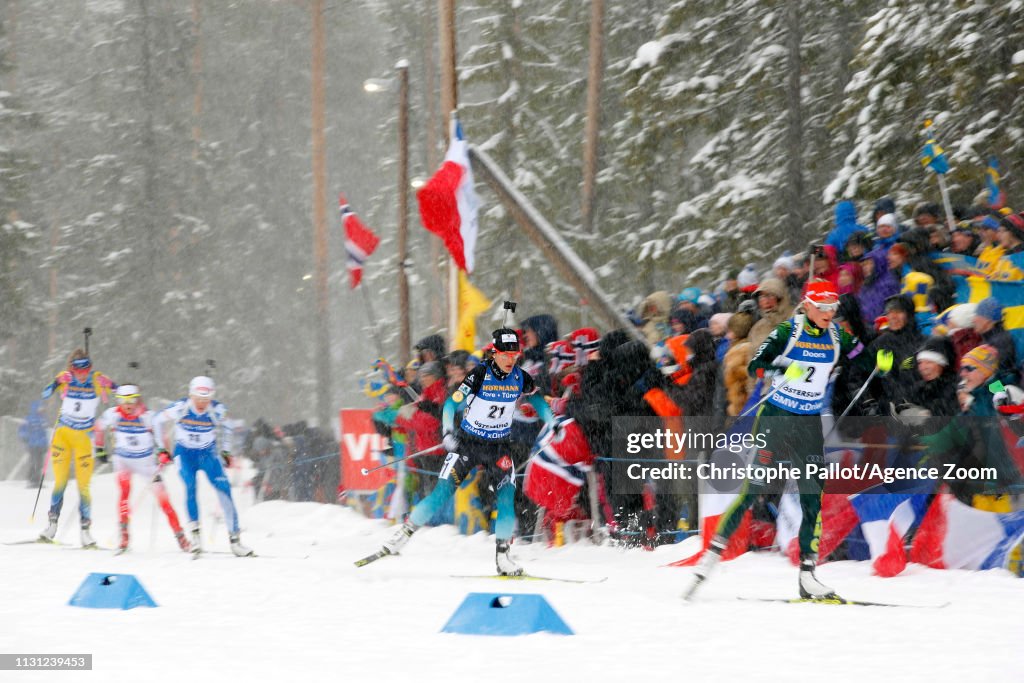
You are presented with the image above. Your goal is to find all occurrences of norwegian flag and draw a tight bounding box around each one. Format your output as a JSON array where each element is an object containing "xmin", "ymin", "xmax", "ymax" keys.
[{"xmin": 340, "ymin": 194, "xmax": 379, "ymax": 289}]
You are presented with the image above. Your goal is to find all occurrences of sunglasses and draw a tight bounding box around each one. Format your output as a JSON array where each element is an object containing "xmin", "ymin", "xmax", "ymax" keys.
[
  {"xmin": 495, "ymin": 349, "xmax": 520, "ymax": 357},
  {"xmin": 809, "ymin": 302, "xmax": 839, "ymax": 312}
]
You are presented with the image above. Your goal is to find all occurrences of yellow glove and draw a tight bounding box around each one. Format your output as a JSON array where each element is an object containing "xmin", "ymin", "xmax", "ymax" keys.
[{"xmin": 876, "ymin": 349, "xmax": 894, "ymax": 374}]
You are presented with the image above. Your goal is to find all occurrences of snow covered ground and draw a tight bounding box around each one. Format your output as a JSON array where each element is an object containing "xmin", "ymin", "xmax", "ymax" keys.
[{"xmin": 1, "ymin": 467, "xmax": 1021, "ymax": 682}]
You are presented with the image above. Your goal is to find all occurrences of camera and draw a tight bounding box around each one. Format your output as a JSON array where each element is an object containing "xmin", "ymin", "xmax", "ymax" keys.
[{"xmin": 503, "ymin": 301, "xmax": 517, "ymax": 313}]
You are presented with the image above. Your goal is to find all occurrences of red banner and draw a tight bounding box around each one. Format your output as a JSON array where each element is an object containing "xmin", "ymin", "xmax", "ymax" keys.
[{"xmin": 339, "ymin": 409, "xmax": 393, "ymax": 492}]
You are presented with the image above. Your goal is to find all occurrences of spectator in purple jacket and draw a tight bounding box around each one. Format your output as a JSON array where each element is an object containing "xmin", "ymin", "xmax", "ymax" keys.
[{"xmin": 857, "ymin": 248, "xmax": 900, "ymax": 325}]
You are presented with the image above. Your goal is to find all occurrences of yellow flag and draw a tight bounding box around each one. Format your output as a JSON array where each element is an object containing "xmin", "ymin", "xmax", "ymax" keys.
[{"xmin": 456, "ymin": 271, "xmax": 491, "ymax": 352}]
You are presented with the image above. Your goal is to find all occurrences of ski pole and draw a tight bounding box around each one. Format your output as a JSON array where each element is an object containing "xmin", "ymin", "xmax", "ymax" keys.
[
  {"xmin": 739, "ymin": 362, "xmax": 808, "ymax": 418},
  {"xmin": 30, "ymin": 413, "xmax": 59, "ymax": 522},
  {"xmin": 360, "ymin": 443, "xmax": 445, "ymax": 475},
  {"xmin": 29, "ymin": 448, "xmax": 50, "ymax": 523},
  {"xmin": 825, "ymin": 350, "xmax": 893, "ymax": 441},
  {"xmin": 83, "ymin": 327, "xmax": 92, "ymax": 355}
]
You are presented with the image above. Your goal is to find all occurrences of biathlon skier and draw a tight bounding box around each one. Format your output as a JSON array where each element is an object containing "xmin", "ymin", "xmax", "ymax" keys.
[
  {"xmin": 360, "ymin": 327, "xmax": 554, "ymax": 575},
  {"xmin": 685, "ymin": 280, "xmax": 862, "ymax": 600},
  {"xmin": 95, "ymin": 384, "xmax": 191, "ymax": 553}
]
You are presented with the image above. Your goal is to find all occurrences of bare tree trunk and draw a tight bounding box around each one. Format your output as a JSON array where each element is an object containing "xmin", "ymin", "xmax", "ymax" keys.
[
  {"xmin": 191, "ymin": 0, "xmax": 203, "ymax": 162},
  {"xmin": 784, "ymin": 0, "xmax": 806, "ymax": 241}
]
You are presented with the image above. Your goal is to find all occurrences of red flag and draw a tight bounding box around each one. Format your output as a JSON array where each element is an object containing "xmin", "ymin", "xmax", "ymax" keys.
[
  {"xmin": 341, "ymin": 194, "xmax": 379, "ymax": 289},
  {"xmin": 416, "ymin": 117, "xmax": 479, "ymax": 273}
]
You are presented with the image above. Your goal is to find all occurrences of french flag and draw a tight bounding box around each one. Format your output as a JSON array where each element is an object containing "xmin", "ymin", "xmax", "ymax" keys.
[
  {"xmin": 340, "ymin": 194, "xmax": 379, "ymax": 289},
  {"xmin": 910, "ymin": 493, "xmax": 1024, "ymax": 571},
  {"xmin": 416, "ymin": 115, "xmax": 479, "ymax": 273},
  {"xmin": 776, "ymin": 489, "xmax": 860, "ymax": 565},
  {"xmin": 850, "ymin": 488, "xmax": 932, "ymax": 577}
]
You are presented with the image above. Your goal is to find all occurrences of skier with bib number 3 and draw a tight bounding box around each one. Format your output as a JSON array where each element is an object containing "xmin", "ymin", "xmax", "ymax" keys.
[
  {"xmin": 684, "ymin": 280, "xmax": 863, "ymax": 601},
  {"xmin": 359, "ymin": 325, "xmax": 554, "ymax": 575}
]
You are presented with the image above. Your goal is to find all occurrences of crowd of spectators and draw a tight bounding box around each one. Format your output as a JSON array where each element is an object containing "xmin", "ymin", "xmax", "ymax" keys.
[{"xmin": 356, "ymin": 193, "xmax": 1024, "ymax": 548}]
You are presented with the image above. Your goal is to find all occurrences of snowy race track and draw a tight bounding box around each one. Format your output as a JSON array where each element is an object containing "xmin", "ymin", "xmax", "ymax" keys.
[{"xmin": 1, "ymin": 469, "xmax": 1021, "ymax": 683}]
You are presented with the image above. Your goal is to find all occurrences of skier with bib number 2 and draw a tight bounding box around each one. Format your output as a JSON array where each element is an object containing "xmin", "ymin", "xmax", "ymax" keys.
[
  {"xmin": 362, "ymin": 326, "xmax": 554, "ymax": 575},
  {"xmin": 684, "ymin": 279, "xmax": 862, "ymax": 601}
]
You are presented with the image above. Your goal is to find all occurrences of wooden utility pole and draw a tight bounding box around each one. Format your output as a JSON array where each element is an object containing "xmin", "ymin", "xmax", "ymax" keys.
[
  {"xmin": 424, "ymin": 0, "xmax": 444, "ymax": 330},
  {"xmin": 310, "ymin": 0, "xmax": 332, "ymax": 429},
  {"xmin": 397, "ymin": 60, "xmax": 411, "ymax": 366},
  {"xmin": 581, "ymin": 0, "xmax": 605, "ymax": 235},
  {"xmin": 438, "ymin": 0, "xmax": 458, "ymax": 346}
]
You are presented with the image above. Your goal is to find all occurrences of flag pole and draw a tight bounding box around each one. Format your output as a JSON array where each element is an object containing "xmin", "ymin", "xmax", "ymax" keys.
[
  {"xmin": 936, "ymin": 173, "xmax": 957, "ymax": 234},
  {"xmin": 448, "ymin": 259, "xmax": 459, "ymax": 352},
  {"xmin": 359, "ymin": 285, "xmax": 387, "ymax": 360}
]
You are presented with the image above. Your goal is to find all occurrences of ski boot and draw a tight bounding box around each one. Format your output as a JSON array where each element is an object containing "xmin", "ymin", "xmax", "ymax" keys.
[
  {"xmin": 382, "ymin": 520, "xmax": 418, "ymax": 556},
  {"xmin": 798, "ymin": 555, "xmax": 837, "ymax": 600},
  {"xmin": 229, "ymin": 534, "xmax": 254, "ymax": 557},
  {"xmin": 495, "ymin": 540, "xmax": 523, "ymax": 576},
  {"xmin": 39, "ymin": 513, "xmax": 59, "ymax": 543},
  {"xmin": 174, "ymin": 530, "xmax": 191, "ymax": 553},
  {"xmin": 682, "ymin": 537, "xmax": 726, "ymax": 600},
  {"xmin": 80, "ymin": 521, "xmax": 97, "ymax": 549},
  {"xmin": 118, "ymin": 522, "xmax": 130, "ymax": 552},
  {"xmin": 187, "ymin": 521, "xmax": 202, "ymax": 554}
]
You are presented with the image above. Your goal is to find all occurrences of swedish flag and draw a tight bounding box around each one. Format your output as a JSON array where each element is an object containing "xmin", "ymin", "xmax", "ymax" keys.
[
  {"xmin": 920, "ymin": 120, "xmax": 949, "ymax": 175},
  {"xmin": 987, "ymin": 156, "xmax": 1004, "ymax": 207},
  {"xmin": 939, "ymin": 256, "xmax": 1024, "ymax": 365}
]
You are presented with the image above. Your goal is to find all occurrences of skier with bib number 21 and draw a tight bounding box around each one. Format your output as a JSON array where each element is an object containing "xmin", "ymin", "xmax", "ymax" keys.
[
  {"xmin": 684, "ymin": 279, "xmax": 864, "ymax": 601},
  {"xmin": 362, "ymin": 325, "xmax": 554, "ymax": 576}
]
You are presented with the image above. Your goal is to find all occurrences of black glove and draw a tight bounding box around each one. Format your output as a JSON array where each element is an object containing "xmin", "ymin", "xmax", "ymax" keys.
[
  {"xmin": 94, "ymin": 446, "xmax": 108, "ymax": 465},
  {"xmin": 221, "ymin": 451, "xmax": 232, "ymax": 468}
]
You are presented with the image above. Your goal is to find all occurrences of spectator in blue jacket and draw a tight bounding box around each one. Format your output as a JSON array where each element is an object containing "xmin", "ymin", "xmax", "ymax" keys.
[
  {"xmin": 19, "ymin": 401, "xmax": 50, "ymax": 487},
  {"xmin": 825, "ymin": 200, "xmax": 867, "ymax": 252}
]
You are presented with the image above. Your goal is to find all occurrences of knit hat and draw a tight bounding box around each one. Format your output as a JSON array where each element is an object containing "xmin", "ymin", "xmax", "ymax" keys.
[
  {"xmin": 975, "ymin": 297, "xmax": 1003, "ymax": 323},
  {"xmin": 678, "ymin": 286, "xmax": 702, "ymax": 305},
  {"xmin": 913, "ymin": 202, "xmax": 941, "ymax": 220},
  {"xmin": 916, "ymin": 336, "xmax": 955, "ymax": 369},
  {"xmin": 736, "ymin": 264, "xmax": 760, "ymax": 289},
  {"xmin": 709, "ymin": 312, "xmax": 732, "ymax": 335},
  {"xmin": 883, "ymin": 294, "xmax": 914, "ymax": 316},
  {"xmin": 491, "ymin": 328, "xmax": 521, "ymax": 352},
  {"xmin": 1000, "ymin": 212, "xmax": 1024, "ymax": 242},
  {"xmin": 961, "ymin": 345, "xmax": 998, "ymax": 378},
  {"xmin": 803, "ymin": 279, "xmax": 839, "ymax": 307},
  {"xmin": 669, "ymin": 309, "xmax": 698, "ymax": 333},
  {"xmin": 874, "ymin": 197, "xmax": 896, "ymax": 216},
  {"xmin": 876, "ymin": 213, "xmax": 899, "ymax": 229},
  {"xmin": 773, "ymin": 255, "xmax": 794, "ymax": 272}
]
